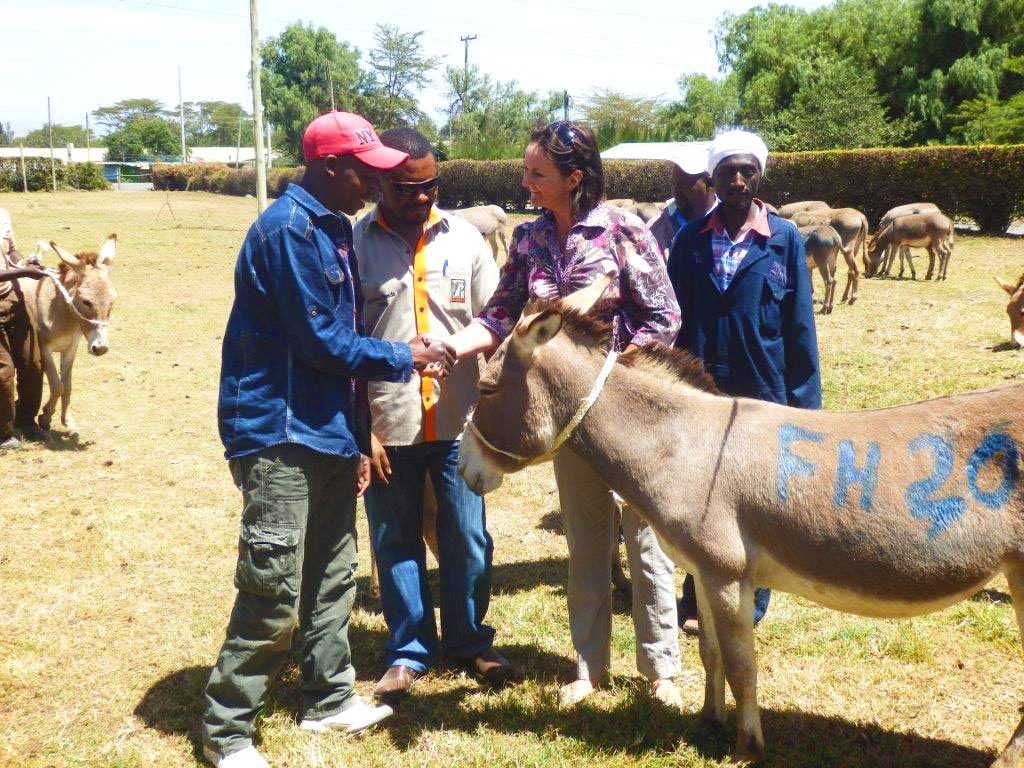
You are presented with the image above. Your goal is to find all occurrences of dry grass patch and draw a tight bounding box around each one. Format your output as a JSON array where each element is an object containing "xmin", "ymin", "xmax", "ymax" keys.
[{"xmin": 0, "ymin": 191, "xmax": 1022, "ymax": 767}]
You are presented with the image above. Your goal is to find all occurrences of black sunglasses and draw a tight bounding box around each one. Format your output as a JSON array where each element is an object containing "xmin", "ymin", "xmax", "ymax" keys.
[
  {"xmin": 551, "ymin": 121, "xmax": 577, "ymax": 148},
  {"xmin": 386, "ymin": 176, "xmax": 439, "ymax": 196}
]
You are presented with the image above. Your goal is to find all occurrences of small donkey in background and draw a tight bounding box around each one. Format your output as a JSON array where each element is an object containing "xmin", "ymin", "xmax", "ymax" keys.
[{"xmin": 21, "ymin": 234, "xmax": 118, "ymax": 436}]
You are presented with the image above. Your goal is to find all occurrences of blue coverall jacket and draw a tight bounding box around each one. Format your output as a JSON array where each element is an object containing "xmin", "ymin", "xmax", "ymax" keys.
[{"xmin": 667, "ymin": 208, "xmax": 822, "ymax": 409}]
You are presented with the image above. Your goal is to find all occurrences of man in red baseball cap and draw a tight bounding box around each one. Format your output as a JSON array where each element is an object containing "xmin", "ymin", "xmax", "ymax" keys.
[{"xmin": 202, "ymin": 111, "xmax": 455, "ymax": 768}]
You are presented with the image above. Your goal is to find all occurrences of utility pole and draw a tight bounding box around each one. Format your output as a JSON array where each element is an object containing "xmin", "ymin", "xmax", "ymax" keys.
[
  {"xmin": 235, "ymin": 111, "xmax": 243, "ymax": 166},
  {"xmin": 250, "ymin": 0, "xmax": 268, "ymax": 211},
  {"xmin": 563, "ymin": 90, "xmax": 570, "ymax": 121},
  {"xmin": 178, "ymin": 65, "xmax": 187, "ymax": 163},
  {"xmin": 18, "ymin": 144, "xmax": 28, "ymax": 193},
  {"xmin": 47, "ymin": 97, "xmax": 57, "ymax": 192},
  {"xmin": 325, "ymin": 59, "xmax": 336, "ymax": 111},
  {"xmin": 460, "ymin": 34, "xmax": 477, "ymax": 75},
  {"xmin": 85, "ymin": 112, "xmax": 91, "ymax": 163}
]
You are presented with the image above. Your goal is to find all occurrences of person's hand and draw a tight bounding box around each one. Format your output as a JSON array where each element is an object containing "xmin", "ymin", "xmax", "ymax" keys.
[
  {"xmin": 356, "ymin": 454, "xmax": 371, "ymax": 497},
  {"xmin": 409, "ymin": 334, "xmax": 455, "ymax": 378},
  {"xmin": 18, "ymin": 263, "xmax": 47, "ymax": 280},
  {"xmin": 370, "ymin": 434, "xmax": 391, "ymax": 485}
]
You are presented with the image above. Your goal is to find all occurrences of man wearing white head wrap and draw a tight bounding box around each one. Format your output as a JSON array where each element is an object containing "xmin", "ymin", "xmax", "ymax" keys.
[
  {"xmin": 667, "ymin": 127, "xmax": 820, "ymax": 635},
  {"xmin": 706, "ymin": 129, "xmax": 769, "ymax": 176}
]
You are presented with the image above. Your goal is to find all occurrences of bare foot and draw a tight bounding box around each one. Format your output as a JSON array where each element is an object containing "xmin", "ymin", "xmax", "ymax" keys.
[
  {"xmin": 558, "ymin": 679, "xmax": 597, "ymax": 708},
  {"xmin": 651, "ymin": 678, "xmax": 683, "ymax": 709}
]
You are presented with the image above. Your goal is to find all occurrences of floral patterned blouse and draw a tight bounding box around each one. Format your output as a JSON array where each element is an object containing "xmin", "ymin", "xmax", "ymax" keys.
[{"xmin": 473, "ymin": 203, "xmax": 681, "ymax": 347}]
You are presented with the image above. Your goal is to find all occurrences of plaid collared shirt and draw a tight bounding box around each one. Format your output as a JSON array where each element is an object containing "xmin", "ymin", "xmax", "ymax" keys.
[{"xmin": 701, "ymin": 200, "xmax": 772, "ymax": 292}]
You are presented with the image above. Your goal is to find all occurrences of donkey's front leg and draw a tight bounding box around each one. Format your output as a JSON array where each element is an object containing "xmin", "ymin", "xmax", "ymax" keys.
[
  {"xmin": 59, "ymin": 345, "xmax": 78, "ymax": 435},
  {"xmin": 704, "ymin": 575, "xmax": 763, "ymax": 764},
  {"xmin": 38, "ymin": 345, "xmax": 61, "ymax": 432},
  {"xmin": 694, "ymin": 574, "xmax": 726, "ymax": 725}
]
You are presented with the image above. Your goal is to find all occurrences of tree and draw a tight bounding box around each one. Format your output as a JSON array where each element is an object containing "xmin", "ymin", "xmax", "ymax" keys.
[
  {"xmin": 363, "ymin": 25, "xmax": 440, "ymax": 130},
  {"xmin": 760, "ymin": 59, "xmax": 914, "ymax": 150},
  {"xmin": 92, "ymin": 98, "xmax": 169, "ymax": 132},
  {"xmin": 0, "ymin": 122, "xmax": 13, "ymax": 147},
  {"xmin": 658, "ymin": 74, "xmax": 740, "ymax": 140},
  {"xmin": 260, "ymin": 22, "xmax": 363, "ymax": 161},
  {"xmin": 181, "ymin": 101, "xmax": 253, "ymax": 146},
  {"xmin": 579, "ymin": 89, "xmax": 668, "ymax": 149},
  {"xmin": 104, "ymin": 117, "xmax": 178, "ymax": 159},
  {"xmin": 18, "ymin": 124, "xmax": 94, "ymax": 148},
  {"xmin": 440, "ymin": 65, "xmax": 554, "ymax": 159}
]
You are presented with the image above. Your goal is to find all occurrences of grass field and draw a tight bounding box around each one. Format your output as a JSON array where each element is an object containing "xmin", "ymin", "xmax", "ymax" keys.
[{"xmin": 1, "ymin": 190, "xmax": 1023, "ymax": 768}]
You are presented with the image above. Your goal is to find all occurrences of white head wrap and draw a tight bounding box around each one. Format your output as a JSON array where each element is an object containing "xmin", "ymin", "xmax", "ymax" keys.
[{"xmin": 707, "ymin": 130, "xmax": 769, "ymax": 175}]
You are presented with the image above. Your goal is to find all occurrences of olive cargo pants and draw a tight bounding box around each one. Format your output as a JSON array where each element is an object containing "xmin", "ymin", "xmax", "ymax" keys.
[{"xmin": 202, "ymin": 444, "xmax": 363, "ymax": 759}]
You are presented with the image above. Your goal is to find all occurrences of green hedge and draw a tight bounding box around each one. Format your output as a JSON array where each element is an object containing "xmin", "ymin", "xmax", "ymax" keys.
[
  {"xmin": 152, "ymin": 163, "xmax": 300, "ymax": 198},
  {"xmin": 153, "ymin": 145, "xmax": 1024, "ymax": 233},
  {"xmin": 0, "ymin": 159, "xmax": 109, "ymax": 192}
]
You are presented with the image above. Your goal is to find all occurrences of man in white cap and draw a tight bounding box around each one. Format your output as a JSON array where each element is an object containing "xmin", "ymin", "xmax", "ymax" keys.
[
  {"xmin": 647, "ymin": 142, "xmax": 716, "ymax": 259},
  {"xmin": 667, "ymin": 128, "xmax": 821, "ymax": 633}
]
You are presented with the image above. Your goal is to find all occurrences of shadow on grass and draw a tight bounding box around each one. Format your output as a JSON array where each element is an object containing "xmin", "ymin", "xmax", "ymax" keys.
[
  {"xmin": 41, "ymin": 431, "xmax": 93, "ymax": 451},
  {"xmin": 134, "ymin": 657, "xmax": 996, "ymax": 767},
  {"xmin": 989, "ymin": 340, "xmax": 1021, "ymax": 353}
]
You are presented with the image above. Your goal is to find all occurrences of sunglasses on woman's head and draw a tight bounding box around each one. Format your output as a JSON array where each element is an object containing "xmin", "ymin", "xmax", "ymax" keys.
[
  {"xmin": 386, "ymin": 176, "xmax": 439, "ymax": 196},
  {"xmin": 552, "ymin": 121, "xmax": 577, "ymax": 147}
]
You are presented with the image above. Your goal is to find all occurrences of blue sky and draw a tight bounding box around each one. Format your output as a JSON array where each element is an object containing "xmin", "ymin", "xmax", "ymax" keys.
[{"xmin": 2, "ymin": 0, "xmax": 828, "ymax": 138}]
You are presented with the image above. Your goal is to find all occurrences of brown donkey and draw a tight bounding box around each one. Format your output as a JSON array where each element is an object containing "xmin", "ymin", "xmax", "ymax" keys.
[
  {"xmin": 459, "ymin": 278, "xmax": 1024, "ymax": 766},
  {"xmin": 996, "ymin": 273, "xmax": 1024, "ymax": 349},
  {"xmin": 20, "ymin": 235, "xmax": 118, "ymax": 435}
]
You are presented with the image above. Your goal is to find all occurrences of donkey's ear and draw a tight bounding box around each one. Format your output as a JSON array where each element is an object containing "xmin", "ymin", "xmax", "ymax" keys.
[
  {"xmin": 995, "ymin": 276, "xmax": 1017, "ymax": 295},
  {"xmin": 559, "ymin": 273, "xmax": 612, "ymax": 316},
  {"xmin": 98, "ymin": 234, "xmax": 117, "ymax": 267},
  {"xmin": 50, "ymin": 241, "xmax": 81, "ymax": 268},
  {"xmin": 513, "ymin": 308, "xmax": 564, "ymax": 356}
]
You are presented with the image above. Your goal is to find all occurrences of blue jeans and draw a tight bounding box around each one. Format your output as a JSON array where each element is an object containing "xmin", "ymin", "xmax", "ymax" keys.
[
  {"xmin": 364, "ymin": 440, "xmax": 495, "ymax": 673},
  {"xmin": 678, "ymin": 574, "xmax": 771, "ymax": 626}
]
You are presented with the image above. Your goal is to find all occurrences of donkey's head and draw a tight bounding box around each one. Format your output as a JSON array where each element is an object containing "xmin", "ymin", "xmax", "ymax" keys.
[
  {"xmin": 995, "ymin": 274, "xmax": 1024, "ymax": 349},
  {"xmin": 40, "ymin": 234, "xmax": 118, "ymax": 355},
  {"xmin": 864, "ymin": 229, "xmax": 888, "ymax": 278},
  {"xmin": 459, "ymin": 277, "xmax": 613, "ymax": 495}
]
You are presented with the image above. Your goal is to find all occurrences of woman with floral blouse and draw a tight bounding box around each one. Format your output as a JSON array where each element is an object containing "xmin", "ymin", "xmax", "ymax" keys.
[{"xmin": 446, "ymin": 121, "xmax": 683, "ymax": 708}]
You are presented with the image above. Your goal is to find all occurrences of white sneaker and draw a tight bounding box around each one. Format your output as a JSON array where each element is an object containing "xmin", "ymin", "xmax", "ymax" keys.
[
  {"xmin": 203, "ymin": 745, "xmax": 270, "ymax": 768},
  {"xmin": 299, "ymin": 696, "xmax": 393, "ymax": 734}
]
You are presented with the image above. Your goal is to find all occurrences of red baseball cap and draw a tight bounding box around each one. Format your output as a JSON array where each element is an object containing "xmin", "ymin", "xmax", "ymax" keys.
[{"xmin": 302, "ymin": 111, "xmax": 408, "ymax": 169}]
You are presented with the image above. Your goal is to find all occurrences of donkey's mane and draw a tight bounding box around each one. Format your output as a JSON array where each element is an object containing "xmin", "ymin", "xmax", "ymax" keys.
[
  {"xmin": 558, "ymin": 309, "xmax": 720, "ymax": 394},
  {"xmin": 57, "ymin": 250, "xmax": 99, "ymax": 280},
  {"xmin": 1015, "ymin": 272, "xmax": 1024, "ymax": 292}
]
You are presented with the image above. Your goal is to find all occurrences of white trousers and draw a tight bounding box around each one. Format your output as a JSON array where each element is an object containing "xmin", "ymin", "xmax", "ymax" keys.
[{"xmin": 553, "ymin": 446, "xmax": 680, "ymax": 682}]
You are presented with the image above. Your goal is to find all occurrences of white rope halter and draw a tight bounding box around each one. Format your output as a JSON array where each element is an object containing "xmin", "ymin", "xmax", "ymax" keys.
[
  {"xmin": 466, "ymin": 344, "xmax": 619, "ymax": 464},
  {"xmin": 41, "ymin": 268, "xmax": 108, "ymax": 329}
]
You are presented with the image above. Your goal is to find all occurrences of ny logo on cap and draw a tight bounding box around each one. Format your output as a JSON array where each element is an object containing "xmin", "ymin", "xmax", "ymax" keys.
[{"xmin": 354, "ymin": 129, "xmax": 374, "ymax": 146}]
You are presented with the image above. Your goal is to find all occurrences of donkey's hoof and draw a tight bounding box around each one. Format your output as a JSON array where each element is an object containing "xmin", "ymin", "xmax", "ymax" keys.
[
  {"xmin": 729, "ymin": 746, "xmax": 764, "ymax": 765},
  {"xmin": 38, "ymin": 414, "xmax": 52, "ymax": 431}
]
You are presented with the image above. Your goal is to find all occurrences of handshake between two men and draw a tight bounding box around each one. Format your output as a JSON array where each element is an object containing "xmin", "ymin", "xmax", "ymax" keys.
[{"xmin": 408, "ymin": 334, "xmax": 457, "ymax": 379}]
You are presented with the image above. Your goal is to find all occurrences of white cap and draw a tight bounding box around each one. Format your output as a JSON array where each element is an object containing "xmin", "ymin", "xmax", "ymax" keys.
[
  {"xmin": 665, "ymin": 142, "xmax": 712, "ymax": 175},
  {"xmin": 707, "ymin": 130, "xmax": 769, "ymax": 175}
]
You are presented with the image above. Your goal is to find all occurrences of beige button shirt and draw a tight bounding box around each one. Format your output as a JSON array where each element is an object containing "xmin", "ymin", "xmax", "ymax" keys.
[{"xmin": 354, "ymin": 205, "xmax": 499, "ymax": 446}]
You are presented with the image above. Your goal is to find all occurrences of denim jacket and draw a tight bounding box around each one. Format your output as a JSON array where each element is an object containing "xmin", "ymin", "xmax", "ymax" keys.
[{"xmin": 218, "ymin": 184, "xmax": 413, "ymax": 459}]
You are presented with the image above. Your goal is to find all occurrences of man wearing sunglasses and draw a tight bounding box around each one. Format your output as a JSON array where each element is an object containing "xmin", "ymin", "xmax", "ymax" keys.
[{"xmin": 353, "ymin": 127, "xmax": 510, "ymax": 703}]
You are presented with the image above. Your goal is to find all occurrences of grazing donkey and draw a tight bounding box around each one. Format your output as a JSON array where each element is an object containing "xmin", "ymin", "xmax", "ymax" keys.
[
  {"xmin": 791, "ymin": 207, "xmax": 869, "ymax": 275},
  {"xmin": 451, "ymin": 205, "xmax": 509, "ymax": 260},
  {"xmin": 799, "ymin": 224, "xmax": 857, "ymax": 313},
  {"xmin": 875, "ymin": 203, "xmax": 941, "ymax": 277},
  {"xmin": 777, "ymin": 200, "xmax": 829, "ymax": 219},
  {"xmin": 866, "ymin": 212, "xmax": 954, "ymax": 280},
  {"xmin": 459, "ymin": 278, "xmax": 1024, "ymax": 766},
  {"xmin": 995, "ymin": 272, "xmax": 1024, "ymax": 349},
  {"xmin": 21, "ymin": 235, "xmax": 118, "ymax": 435}
]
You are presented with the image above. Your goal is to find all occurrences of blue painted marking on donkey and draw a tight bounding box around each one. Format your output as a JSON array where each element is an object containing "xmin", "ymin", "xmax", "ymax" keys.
[
  {"xmin": 777, "ymin": 424, "xmax": 826, "ymax": 502},
  {"xmin": 966, "ymin": 431, "xmax": 1020, "ymax": 509},
  {"xmin": 834, "ymin": 439, "xmax": 882, "ymax": 511},
  {"xmin": 905, "ymin": 433, "xmax": 965, "ymax": 538}
]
